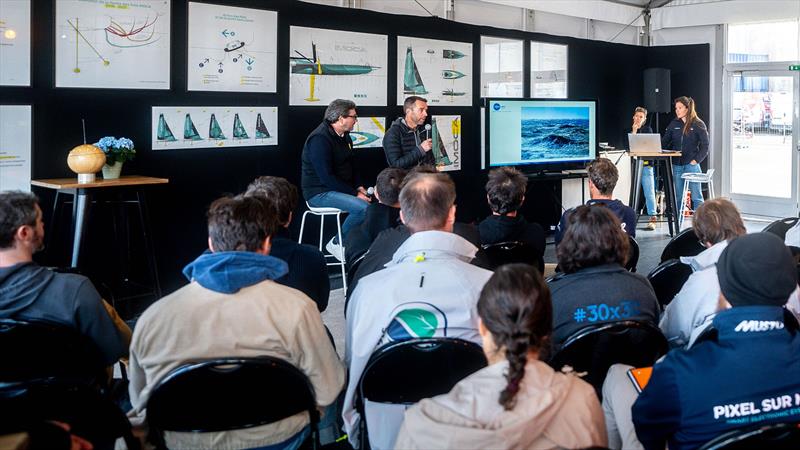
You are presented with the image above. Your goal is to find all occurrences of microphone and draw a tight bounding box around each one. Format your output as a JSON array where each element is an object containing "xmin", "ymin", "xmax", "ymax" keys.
[
  {"xmin": 366, "ymin": 186, "xmax": 375, "ymax": 201},
  {"xmin": 424, "ymin": 124, "xmax": 431, "ymax": 141}
]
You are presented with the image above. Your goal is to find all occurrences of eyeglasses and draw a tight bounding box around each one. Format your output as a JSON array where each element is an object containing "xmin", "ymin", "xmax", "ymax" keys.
[{"xmin": 344, "ymin": 114, "xmax": 358, "ymax": 119}]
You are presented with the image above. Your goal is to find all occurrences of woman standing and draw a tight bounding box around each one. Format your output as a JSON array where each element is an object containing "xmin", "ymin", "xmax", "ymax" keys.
[{"xmin": 661, "ymin": 96, "xmax": 710, "ymax": 214}]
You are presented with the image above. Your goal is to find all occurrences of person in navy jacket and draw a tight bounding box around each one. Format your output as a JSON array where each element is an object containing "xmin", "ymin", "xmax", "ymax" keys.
[
  {"xmin": 661, "ymin": 96, "xmax": 710, "ymax": 214},
  {"xmin": 632, "ymin": 232, "xmax": 800, "ymax": 450},
  {"xmin": 625, "ymin": 106, "xmax": 658, "ymax": 231}
]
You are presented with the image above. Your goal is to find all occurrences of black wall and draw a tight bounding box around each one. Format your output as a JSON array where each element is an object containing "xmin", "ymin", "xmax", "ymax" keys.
[{"xmin": 1, "ymin": 0, "xmax": 709, "ymax": 295}]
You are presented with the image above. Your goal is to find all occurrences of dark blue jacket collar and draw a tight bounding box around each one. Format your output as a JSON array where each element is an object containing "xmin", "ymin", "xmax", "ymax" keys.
[
  {"xmin": 712, "ymin": 306, "xmax": 789, "ymax": 340},
  {"xmin": 182, "ymin": 251, "xmax": 289, "ymax": 294}
]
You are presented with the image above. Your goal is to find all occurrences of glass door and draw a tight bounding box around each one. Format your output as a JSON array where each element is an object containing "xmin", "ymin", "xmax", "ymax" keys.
[{"xmin": 727, "ymin": 71, "xmax": 799, "ymax": 217}]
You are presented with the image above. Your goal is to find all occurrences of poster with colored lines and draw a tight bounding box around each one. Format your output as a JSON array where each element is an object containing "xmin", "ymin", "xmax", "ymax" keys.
[
  {"xmin": 0, "ymin": 0, "xmax": 31, "ymax": 86},
  {"xmin": 350, "ymin": 117, "xmax": 385, "ymax": 149},
  {"xmin": 0, "ymin": 105, "xmax": 32, "ymax": 191},
  {"xmin": 396, "ymin": 36, "xmax": 472, "ymax": 106},
  {"xmin": 431, "ymin": 115, "xmax": 461, "ymax": 172},
  {"xmin": 289, "ymin": 26, "xmax": 387, "ymax": 106},
  {"xmin": 151, "ymin": 106, "xmax": 278, "ymax": 150},
  {"xmin": 55, "ymin": 0, "xmax": 171, "ymax": 89},
  {"xmin": 187, "ymin": 2, "xmax": 277, "ymax": 93}
]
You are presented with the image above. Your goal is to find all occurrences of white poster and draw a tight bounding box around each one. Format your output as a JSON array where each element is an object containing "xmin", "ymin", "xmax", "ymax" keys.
[
  {"xmin": 55, "ymin": 0, "xmax": 171, "ymax": 89},
  {"xmin": 350, "ymin": 117, "xmax": 385, "ymax": 149},
  {"xmin": 187, "ymin": 2, "xmax": 277, "ymax": 93},
  {"xmin": 152, "ymin": 106, "xmax": 278, "ymax": 150},
  {"xmin": 0, "ymin": 105, "xmax": 32, "ymax": 191},
  {"xmin": 0, "ymin": 0, "xmax": 31, "ymax": 86},
  {"xmin": 289, "ymin": 26, "xmax": 387, "ymax": 106},
  {"xmin": 431, "ymin": 115, "xmax": 461, "ymax": 172},
  {"xmin": 397, "ymin": 36, "xmax": 472, "ymax": 106}
]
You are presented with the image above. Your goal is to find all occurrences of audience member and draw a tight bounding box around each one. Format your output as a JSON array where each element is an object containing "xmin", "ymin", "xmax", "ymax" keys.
[
  {"xmin": 549, "ymin": 205, "xmax": 659, "ymax": 348},
  {"xmin": 301, "ymin": 98, "xmax": 370, "ymax": 261},
  {"xmin": 556, "ymin": 157, "xmax": 636, "ymax": 244},
  {"xmin": 0, "ymin": 191, "xmax": 128, "ymax": 366},
  {"xmin": 394, "ymin": 264, "xmax": 607, "ymax": 449},
  {"xmin": 343, "ymin": 172, "xmax": 493, "ymax": 449},
  {"xmin": 630, "ymin": 233, "xmax": 800, "ymax": 450},
  {"xmin": 128, "ymin": 195, "xmax": 344, "ymax": 449},
  {"xmin": 478, "ymin": 166, "xmax": 545, "ymax": 260},
  {"xmin": 245, "ymin": 176, "xmax": 329, "ymax": 312},
  {"xmin": 344, "ymin": 167, "xmax": 406, "ymax": 264}
]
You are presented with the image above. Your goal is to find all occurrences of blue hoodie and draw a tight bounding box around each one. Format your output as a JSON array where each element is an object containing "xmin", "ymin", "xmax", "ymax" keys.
[{"xmin": 182, "ymin": 251, "xmax": 288, "ymax": 294}]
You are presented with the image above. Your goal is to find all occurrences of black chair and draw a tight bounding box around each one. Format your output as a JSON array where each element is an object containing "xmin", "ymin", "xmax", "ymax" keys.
[
  {"xmin": 357, "ymin": 338, "xmax": 487, "ymax": 448},
  {"xmin": 147, "ymin": 357, "xmax": 320, "ymax": 449},
  {"xmin": 626, "ymin": 235, "xmax": 640, "ymax": 272},
  {"xmin": 764, "ymin": 217, "xmax": 800, "ymax": 240},
  {"xmin": 647, "ymin": 258, "xmax": 694, "ymax": 309},
  {"xmin": 549, "ymin": 320, "xmax": 668, "ymax": 397},
  {"xmin": 699, "ymin": 422, "xmax": 800, "ymax": 450},
  {"xmin": 660, "ymin": 227, "xmax": 706, "ymax": 262},
  {"xmin": 479, "ymin": 241, "xmax": 544, "ymax": 273}
]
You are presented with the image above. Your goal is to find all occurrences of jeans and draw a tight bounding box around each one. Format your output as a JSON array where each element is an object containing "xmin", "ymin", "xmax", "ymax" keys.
[
  {"xmin": 308, "ymin": 191, "xmax": 368, "ymax": 238},
  {"xmin": 673, "ymin": 163, "xmax": 704, "ymax": 213},
  {"xmin": 641, "ymin": 165, "xmax": 657, "ymax": 216},
  {"xmin": 250, "ymin": 402, "xmax": 339, "ymax": 450}
]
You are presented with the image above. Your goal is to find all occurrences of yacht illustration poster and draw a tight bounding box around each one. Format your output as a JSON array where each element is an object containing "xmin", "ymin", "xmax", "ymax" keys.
[
  {"xmin": 350, "ymin": 117, "xmax": 385, "ymax": 149},
  {"xmin": 431, "ymin": 115, "xmax": 461, "ymax": 172},
  {"xmin": 397, "ymin": 36, "xmax": 472, "ymax": 106},
  {"xmin": 152, "ymin": 106, "xmax": 278, "ymax": 150}
]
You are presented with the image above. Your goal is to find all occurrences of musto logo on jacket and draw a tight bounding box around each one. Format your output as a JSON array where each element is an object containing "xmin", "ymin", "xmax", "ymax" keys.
[{"xmin": 380, "ymin": 302, "xmax": 449, "ymax": 344}]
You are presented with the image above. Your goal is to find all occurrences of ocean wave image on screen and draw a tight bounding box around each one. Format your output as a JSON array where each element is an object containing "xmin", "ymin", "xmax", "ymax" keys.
[{"xmin": 520, "ymin": 106, "xmax": 590, "ymax": 162}]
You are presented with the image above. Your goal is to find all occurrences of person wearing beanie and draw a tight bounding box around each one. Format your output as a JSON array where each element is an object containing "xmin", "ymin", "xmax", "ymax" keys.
[{"xmin": 630, "ymin": 232, "xmax": 800, "ymax": 450}]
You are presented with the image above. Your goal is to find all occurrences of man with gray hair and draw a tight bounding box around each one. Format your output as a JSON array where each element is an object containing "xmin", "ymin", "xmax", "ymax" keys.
[
  {"xmin": 342, "ymin": 172, "xmax": 493, "ymax": 449},
  {"xmin": 301, "ymin": 98, "xmax": 369, "ymax": 260}
]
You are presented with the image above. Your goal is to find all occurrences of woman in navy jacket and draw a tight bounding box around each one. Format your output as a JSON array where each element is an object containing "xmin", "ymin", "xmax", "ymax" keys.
[{"xmin": 661, "ymin": 96, "xmax": 709, "ymax": 214}]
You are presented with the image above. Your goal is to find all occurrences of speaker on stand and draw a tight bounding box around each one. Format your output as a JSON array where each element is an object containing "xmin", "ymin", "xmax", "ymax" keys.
[{"xmin": 644, "ymin": 68, "xmax": 671, "ymax": 134}]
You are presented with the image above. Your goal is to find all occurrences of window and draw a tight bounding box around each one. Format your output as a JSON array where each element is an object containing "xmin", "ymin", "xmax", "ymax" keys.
[
  {"xmin": 727, "ymin": 20, "xmax": 800, "ymax": 64},
  {"xmin": 531, "ymin": 41, "xmax": 568, "ymax": 98},
  {"xmin": 480, "ymin": 36, "xmax": 523, "ymax": 97}
]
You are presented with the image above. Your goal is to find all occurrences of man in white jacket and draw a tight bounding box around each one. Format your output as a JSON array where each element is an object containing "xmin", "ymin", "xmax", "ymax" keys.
[{"xmin": 343, "ymin": 172, "xmax": 493, "ymax": 449}]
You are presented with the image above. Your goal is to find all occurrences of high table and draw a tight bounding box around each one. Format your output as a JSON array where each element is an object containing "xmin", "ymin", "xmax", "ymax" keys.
[
  {"xmin": 628, "ymin": 151, "xmax": 681, "ymax": 237},
  {"xmin": 31, "ymin": 175, "xmax": 168, "ymax": 299}
]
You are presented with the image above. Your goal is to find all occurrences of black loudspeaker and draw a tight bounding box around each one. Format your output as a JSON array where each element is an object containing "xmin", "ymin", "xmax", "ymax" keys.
[{"xmin": 643, "ymin": 68, "xmax": 671, "ymax": 113}]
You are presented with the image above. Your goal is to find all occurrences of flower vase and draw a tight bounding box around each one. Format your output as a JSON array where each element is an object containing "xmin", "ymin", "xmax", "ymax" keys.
[{"xmin": 102, "ymin": 161, "xmax": 124, "ymax": 179}]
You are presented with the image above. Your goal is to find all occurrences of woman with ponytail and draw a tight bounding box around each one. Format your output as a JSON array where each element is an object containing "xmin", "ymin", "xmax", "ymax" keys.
[
  {"xmin": 661, "ymin": 96, "xmax": 710, "ymax": 214},
  {"xmin": 394, "ymin": 264, "xmax": 606, "ymax": 449}
]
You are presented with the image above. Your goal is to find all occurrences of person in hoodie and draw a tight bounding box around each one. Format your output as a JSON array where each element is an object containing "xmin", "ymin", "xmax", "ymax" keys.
[
  {"xmin": 343, "ymin": 172, "xmax": 494, "ymax": 450},
  {"xmin": 549, "ymin": 204, "xmax": 659, "ymax": 348},
  {"xmin": 555, "ymin": 157, "xmax": 636, "ymax": 245},
  {"xmin": 395, "ymin": 264, "xmax": 607, "ymax": 450},
  {"xmin": 0, "ymin": 191, "xmax": 128, "ymax": 367},
  {"xmin": 127, "ymin": 195, "xmax": 344, "ymax": 450},
  {"xmin": 383, "ymin": 96, "xmax": 435, "ymax": 169},
  {"xmin": 244, "ymin": 176, "xmax": 329, "ymax": 312},
  {"xmin": 478, "ymin": 166, "xmax": 545, "ymax": 261},
  {"xmin": 661, "ymin": 96, "xmax": 710, "ymax": 214}
]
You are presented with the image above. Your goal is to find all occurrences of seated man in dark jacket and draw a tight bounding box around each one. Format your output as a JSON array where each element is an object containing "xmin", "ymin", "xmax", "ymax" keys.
[
  {"xmin": 345, "ymin": 167, "xmax": 406, "ymax": 265},
  {"xmin": 549, "ymin": 204, "xmax": 659, "ymax": 348},
  {"xmin": 245, "ymin": 176, "xmax": 329, "ymax": 312},
  {"xmin": 633, "ymin": 233, "xmax": 800, "ymax": 450},
  {"xmin": 383, "ymin": 96, "xmax": 434, "ymax": 169},
  {"xmin": 478, "ymin": 166, "xmax": 545, "ymax": 260}
]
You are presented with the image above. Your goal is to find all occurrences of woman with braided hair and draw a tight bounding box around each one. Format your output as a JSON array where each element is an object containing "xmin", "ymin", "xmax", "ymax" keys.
[{"xmin": 394, "ymin": 264, "xmax": 607, "ymax": 449}]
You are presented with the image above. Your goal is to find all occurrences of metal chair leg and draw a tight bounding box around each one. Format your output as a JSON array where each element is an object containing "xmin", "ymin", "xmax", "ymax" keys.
[
  {"xmin": 298, "ymin": 210, "xmax": 311, "ymax": 244},
  {"xmin": 336, "ymin": 212, "xmax": 347, "ymax": 294}
]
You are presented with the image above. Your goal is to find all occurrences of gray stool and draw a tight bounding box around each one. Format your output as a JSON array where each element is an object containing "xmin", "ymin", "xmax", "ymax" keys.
[{"xmin": 679, "ymin": 169, "xmax": 715, "ymax": 231}]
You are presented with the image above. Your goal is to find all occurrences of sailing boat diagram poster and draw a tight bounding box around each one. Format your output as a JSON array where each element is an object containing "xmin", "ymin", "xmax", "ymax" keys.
[
  {"xmin": 350, "ymin": 117, "xmax": 385, "ymax": 149},
  {"xmin": 152, "ymin": 106, "xmax": 278, "ymax": 150},
  {"xmin": 0, "ymin": 0, "xmax": 31, "ymax": 86},
  {"xmin": 187, "ymin": 2, "xmax": 277, "ymax": 93},
  {"xmin": 289, "ymin": 26, "xmax": 387, "ymax": 106},
  {"xmin": 431, "ymin": 115, "xmax": 461, "ymax": 172},
  {"xmin": 397, "ymin": 36, "xmax": 472, "ymax": 106},
  {"xmin": 0, "ymin": 105, "xmax": 32, "ymax": 191},
  {"xmin": 55, "ymin": 0, "xmax": 171, "ymax": 89}
]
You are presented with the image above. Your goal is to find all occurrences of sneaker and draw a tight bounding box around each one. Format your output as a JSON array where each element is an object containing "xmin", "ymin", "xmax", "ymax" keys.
[
  {"xmin": 325, "ymin": 237, "xmax": 345, "ymax": 262},
  {"xmin": 646, "ymin": 216, "xmax": 657, "ymax": 231}
]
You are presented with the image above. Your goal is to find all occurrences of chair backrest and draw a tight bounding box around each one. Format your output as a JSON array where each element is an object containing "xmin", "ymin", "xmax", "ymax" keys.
[
  {"xmin": 647, "ymin": 258, "xmax": 694, "ymax": 309},
  {"xmin": 699, "ymin": 422, "xmax": 800, "ymax": 450},
  {"xmin": 660, "ymin": 227, "xmax": 705, "ymax": 262},
  {"xmin": 146, "ymin": 357, "xmax": 318, "ymax": 433},
  {"xmin": 0, "ymin": 318, "xmax": 106, "ymax": 386},
  {"xmin": 626, "ymin": 235, "xmax": 640, "ymax": 272},
  {"xmin": 549, "ymin": 320, "xmax": 668, "ymax": 396},
  {"xmin": 764, "ymin": 217, "xmax": 800, "ymax": 240},
  {"xmin": 479, "ymin": 241, "xmax": 543, "ymax": 273},
  {"xmin": 358, "ymin": 338, "xmax": 487, "ymax": 405}
]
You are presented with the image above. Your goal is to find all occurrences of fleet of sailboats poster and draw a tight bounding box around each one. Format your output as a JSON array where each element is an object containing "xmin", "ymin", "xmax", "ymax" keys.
[{"xmin": 151, "ymin": 106, "xmax": 278, "ymax": 150}]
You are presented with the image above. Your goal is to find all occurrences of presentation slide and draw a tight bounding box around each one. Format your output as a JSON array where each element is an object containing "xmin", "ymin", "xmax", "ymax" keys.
[{"xmin": 488, "ymin": 99, "xmax": 595, "ymax": 167}]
